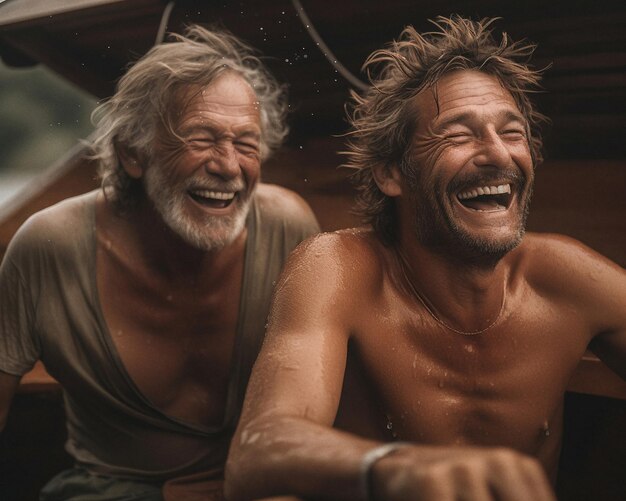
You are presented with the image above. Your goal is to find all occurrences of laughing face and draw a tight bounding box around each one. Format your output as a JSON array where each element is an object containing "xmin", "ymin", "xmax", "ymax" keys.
[
  {"xmin": 399, "ymin": 69, "xmax": 534, "ymax": 261},
  {"xmin": 144, "ymin": 72, "xmax": 261, "ymax": 251}
]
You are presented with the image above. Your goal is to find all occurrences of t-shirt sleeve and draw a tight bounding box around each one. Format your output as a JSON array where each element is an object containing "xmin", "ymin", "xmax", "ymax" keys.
[
  {"xmin": 0, "ymin": 229, "xmax": 41, "ymax": 376},
  {"xmin": 291, "ymin": 204, "xmax": 321, "ymax": 243},
  {"xmin": 282, "ymin": 194, "xmax": 321, "ymax": 247}
]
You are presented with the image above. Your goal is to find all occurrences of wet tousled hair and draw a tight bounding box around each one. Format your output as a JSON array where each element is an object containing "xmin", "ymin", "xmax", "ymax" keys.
[
  {"xmin": 90, "ymin": 24, "xmax": 288, "ymax": 211},
  {"xmin": 343, "ymin": 15, "xmax": 546, "ymax": 243}
]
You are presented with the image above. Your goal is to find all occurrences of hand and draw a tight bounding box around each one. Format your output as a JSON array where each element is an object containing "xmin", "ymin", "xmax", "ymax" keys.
[{"xmin": 371, "ymin": 446, "xmax": 556, "ymax": 501}]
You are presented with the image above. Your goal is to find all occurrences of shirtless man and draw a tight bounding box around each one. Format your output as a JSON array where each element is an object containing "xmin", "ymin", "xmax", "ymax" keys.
[
  {"xmin": 225, "ymin": 16, "xmax": 626, "ymax": 501},
  {"xmin": 0, "ymin": 25, "xmax": 318, "ymax": 500}
]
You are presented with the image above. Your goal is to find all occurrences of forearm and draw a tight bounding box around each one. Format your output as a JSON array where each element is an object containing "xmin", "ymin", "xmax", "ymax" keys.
[
  {"xmin": 225, "ymin": 414, "xmax": 381, "ymax": 501},
  {"xmin": 226, "ymin": 418, "xmax": 557, "ymax": 501}
]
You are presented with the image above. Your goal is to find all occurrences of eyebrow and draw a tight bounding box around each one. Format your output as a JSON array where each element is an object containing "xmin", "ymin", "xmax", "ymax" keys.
[
  {"xmin": 181, "ymin": 122, "xmax": 261, "ymax": 140},
  {"xmin": 433, "ymin": 109, "xmax": 526, "ymax": 132}
]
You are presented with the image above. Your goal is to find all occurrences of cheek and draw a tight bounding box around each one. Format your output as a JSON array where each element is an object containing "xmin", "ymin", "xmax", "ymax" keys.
[
  {"xmin": 510, "ymin": 145, "xmax": 534, "ymax": 175},
  {"xmin": 238, "ymin": 155, "xmax": 261, "ymax": 176}
]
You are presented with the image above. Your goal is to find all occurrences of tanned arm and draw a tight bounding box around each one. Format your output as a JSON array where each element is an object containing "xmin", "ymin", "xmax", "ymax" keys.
[
  {"xmin": 225, "ymin": 233, "xmax": 556, "ymax": 501},
  {"xmin": 558, "ymin": 237, "xmax": 626, "ymax": 380},
  {"xmin": 225, "ymin": 233, "xmax": 380, "ymax": 500}
]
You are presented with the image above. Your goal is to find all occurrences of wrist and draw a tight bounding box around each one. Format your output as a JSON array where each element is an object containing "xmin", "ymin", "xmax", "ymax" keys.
[{"xmin": 359, "ymin": 442, "xmax": 410, "ymax": 501}]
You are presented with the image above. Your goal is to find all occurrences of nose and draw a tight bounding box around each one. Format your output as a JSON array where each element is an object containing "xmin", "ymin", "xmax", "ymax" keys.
[
  {"xmin": 204, "ymin": 141, "xmax": 240, "ymax": 180},
  {"xmin": 473, "ymin": 130, "xmax": 512, "ymax": 170}
]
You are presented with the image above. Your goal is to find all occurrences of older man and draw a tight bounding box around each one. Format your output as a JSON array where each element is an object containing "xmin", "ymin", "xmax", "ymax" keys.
[
  {"xmin": 225, "ymin": 16, "xmax": 626, "ymax": 501},
  {"xmin": 0, "ymin": 25, "xmax": 318, "ymax": 500}
]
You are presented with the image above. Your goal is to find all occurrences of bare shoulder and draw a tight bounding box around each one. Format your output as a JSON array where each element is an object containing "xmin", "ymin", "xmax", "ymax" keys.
[
  {"xmin": 272, "ymin": 228, "xmax": 387, "ymax": 311},
  {"xmin": 516, "ymin": 232, "xmax": 625, "ymax": 298},
  {"xmin": 284, "ymin": 227, "xmax": 386, "ymax": 280}
]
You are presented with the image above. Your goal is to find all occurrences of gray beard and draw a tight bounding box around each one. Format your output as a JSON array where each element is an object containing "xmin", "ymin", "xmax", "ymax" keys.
[{"xmin": 143, "ymin": 165, "xmax": 251, "ymax": 252}]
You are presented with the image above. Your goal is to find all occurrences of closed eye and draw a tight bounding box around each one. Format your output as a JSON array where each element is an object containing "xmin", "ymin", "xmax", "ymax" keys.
[
  {"xmin": 235, "ymin": 141, "xmax": 260, "ymax": 155},
  {"xmin": 187, "ymin": 136, "xmax": 215, "ymax": 147},
  {"xmin": 500, "ymin": 129, "xmax": 526, "ymax": 140},
  {"xmin": 445, "ymin": 132, "xmax": 473, "ymax": 144}
]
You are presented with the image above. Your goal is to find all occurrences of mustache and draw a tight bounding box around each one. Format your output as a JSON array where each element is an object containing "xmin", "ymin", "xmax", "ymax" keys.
[
  {"xmin": 181, "ymin": 175, "xmax": 245, "ymax": 193},
  {"xmin": 448, "ymin": 168, "xmax": 526, "ymax": 193}
]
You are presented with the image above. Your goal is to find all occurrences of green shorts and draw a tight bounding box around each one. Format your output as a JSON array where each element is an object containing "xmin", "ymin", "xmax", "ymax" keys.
[{"xmin": 40, "ymin": 467, "xmax": 164, "ymax": 501}]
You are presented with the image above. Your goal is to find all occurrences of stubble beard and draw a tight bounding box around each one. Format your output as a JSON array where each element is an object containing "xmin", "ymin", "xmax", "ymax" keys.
[
  {"xmin": 143, "ymin": 162, "xmax": 252, "ymax": 252},
  {"xmin": 409, "ymin": 172, "xmax": 533, "ymax": 266}
]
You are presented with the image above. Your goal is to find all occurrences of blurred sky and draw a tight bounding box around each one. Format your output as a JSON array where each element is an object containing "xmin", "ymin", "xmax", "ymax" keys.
[{"xmin": 0, "ymin": 60, "xmax": 97, "ymax": 206}]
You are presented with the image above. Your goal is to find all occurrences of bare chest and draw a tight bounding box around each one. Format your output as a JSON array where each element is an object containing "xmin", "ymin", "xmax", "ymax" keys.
[
  {"xmin": 347, "ymin": 292, "xmax": 591, "ymax": 472},
  {"xmin": 96, "ymin": 250, "xmax": 244, "ymax": 427}
]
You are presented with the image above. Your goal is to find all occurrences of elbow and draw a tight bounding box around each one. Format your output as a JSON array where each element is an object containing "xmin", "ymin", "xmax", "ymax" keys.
[
  {"xmin": 224, "ymin": 448, "xmax": 261, "ymax": 501},
  {"xmin": 224, "ymin": 430, "xmax": 259, "ymax": 501},
  {"xmin": 225, "ymin": 416, "xmax": 282, "ymax": 501},
  {"xmin": 223, "ymin": 454, "xmax": 245, "ymax": 501}
]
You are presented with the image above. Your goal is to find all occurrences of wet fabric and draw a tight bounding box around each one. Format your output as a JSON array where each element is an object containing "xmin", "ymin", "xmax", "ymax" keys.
[{"xmin": 0, "ymin": 189, "xmax": 319, "ymax": 497}]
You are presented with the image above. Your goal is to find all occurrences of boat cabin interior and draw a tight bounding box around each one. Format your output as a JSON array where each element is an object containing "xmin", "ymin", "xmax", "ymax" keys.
[{"xmin": 0, "ymin": 1, "xmax": 624, "ymax": 499}]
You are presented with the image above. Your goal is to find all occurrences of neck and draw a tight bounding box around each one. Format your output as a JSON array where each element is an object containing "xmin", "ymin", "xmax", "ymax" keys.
[
  {"xmin": 394, "ymin": 232, "xmax": 509, "ymax": 334},
  {"xmin": 104, "ymin": 191, "xmax": 246, "ymax": 283}
]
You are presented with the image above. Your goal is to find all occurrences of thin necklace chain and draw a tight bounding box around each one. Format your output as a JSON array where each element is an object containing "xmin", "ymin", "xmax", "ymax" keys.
[{"xmin": 396, "ymin": 250, "xmax": 506, "ymax": 336}]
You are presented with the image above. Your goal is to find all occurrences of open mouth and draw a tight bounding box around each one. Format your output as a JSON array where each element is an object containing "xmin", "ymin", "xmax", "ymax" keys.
[
  {"xmin": 188, "ymin": 189, "xmax": 237, "ymax": 209},
  {"xmin": 457, "ymin": 184, "xmax": 512, "ymax": 212}
]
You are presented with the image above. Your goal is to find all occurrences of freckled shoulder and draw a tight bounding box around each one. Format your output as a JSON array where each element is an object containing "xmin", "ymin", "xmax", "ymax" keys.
[
  {"xmin": 279, "ymin": 227, "xmax": 389, "ymax": 292},
  {"xmin": 269, "ymin": 227, "xmax": 390, "ymax": 333}
]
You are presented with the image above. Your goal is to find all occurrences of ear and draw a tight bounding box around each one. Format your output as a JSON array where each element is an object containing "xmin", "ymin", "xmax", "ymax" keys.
[
  {"xmin": 371, "ymin": 163, "xmax": 403, "ymax": 197},
  {"xmin": 116, "ymin": 144, "xmax": 143, "ymax": 179}
]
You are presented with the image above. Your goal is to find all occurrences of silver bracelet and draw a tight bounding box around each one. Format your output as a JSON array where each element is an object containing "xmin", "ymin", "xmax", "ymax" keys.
[{"xmin": 359, "ymin": 442, "xmax": 410, "ymax": 501}]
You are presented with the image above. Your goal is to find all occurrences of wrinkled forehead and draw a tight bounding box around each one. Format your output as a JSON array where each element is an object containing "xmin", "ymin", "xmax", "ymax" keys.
[
  {"xmin": 411, "ymin": 70, "xmax": 521, "ymax": 132},
  {"xmin": 169, "ymin": 72, "xmax": 260, "ymax": 121},
  {"xmin": 152, "ymin": 73, "xmax": 262, "ymax": 152}
]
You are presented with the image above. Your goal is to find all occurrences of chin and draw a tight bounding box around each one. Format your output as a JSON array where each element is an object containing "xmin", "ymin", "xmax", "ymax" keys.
[
  {"xmin": 171, "ymin": 210, "xmax": 248, "ymax": 251},
  {"xmin": 447, "ymin": 225, "xmax": 526, "ymax": 266}
]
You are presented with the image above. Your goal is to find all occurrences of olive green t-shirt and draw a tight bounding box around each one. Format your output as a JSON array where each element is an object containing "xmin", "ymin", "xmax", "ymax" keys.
[{"xmin": 0, "ymin": 188, "xmax": 319, "ymax": 481}]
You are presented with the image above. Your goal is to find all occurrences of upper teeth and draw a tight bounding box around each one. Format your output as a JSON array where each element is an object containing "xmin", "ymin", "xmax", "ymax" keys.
[
  {"xmin": 458, "ymin": 184, "xmax": 511, "ymax": 200},
  {"xmin": 191, "ymin": 190, "xmax": 235, "ymax": 200}
]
